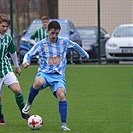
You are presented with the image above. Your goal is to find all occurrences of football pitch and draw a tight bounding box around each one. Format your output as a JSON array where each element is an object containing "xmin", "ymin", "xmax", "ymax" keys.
[{"xmin": 0, "ymin": 64, "xmax": 132, "ymax": 133}]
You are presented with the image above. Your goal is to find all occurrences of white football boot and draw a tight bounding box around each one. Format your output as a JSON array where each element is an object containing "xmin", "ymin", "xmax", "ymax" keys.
[
  {"xmin": 60, "ymin": 123, "xmax": 71, "ymax": 131},
  {"xmin": 22, "ymin": 103, "xmax": 31, "ymax": 114}
]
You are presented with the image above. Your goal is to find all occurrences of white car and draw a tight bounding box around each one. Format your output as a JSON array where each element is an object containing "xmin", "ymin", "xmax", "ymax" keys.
[{"xmin": 105, "ymin": 24, "xmax": 133, "ymax": 63}]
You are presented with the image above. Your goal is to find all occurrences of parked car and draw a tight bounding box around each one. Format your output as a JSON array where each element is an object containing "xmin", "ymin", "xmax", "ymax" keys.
[
  {"xmin": 19, "ymin": 19, "xmax": 82, "ymax": 63},
  {"xmin": 76, "ymin": 26, "xmax": 110, "ymax": 59},
  {"xmin": 105, "ymin": 24, "xmax": 133, "ymax": 63}
]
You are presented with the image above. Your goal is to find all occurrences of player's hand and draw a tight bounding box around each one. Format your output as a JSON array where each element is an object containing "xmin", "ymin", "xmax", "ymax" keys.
[
  {"xmin": 15, "ymin": 66, "xmax": 21, "ymax": 76},
  {"xmin": 84, "ymin": 54, "xmax": 89, "ymax": 60},
  {"xmin": 23, "ymin": 62, "xmax": 30, "ymax": 68}
]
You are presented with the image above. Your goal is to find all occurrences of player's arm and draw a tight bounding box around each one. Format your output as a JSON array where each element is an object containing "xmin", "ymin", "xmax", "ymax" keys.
[
  {"xmin": 10, "ymin": 52, "xmax": 21, "ymax": 75},
  {"xmin": 23, "ymin": 62, "xmax": 30, "ymax": 68},
  {"xmin": 28, "ymin": 39, "xmax": 36, "ymax": 45},
  {"xmin": 30, "ymin": 30, "xmax": 38, "ymax": 40},
  {"xmin": 22, "ymin": 42, "xmax": 40, "ymax": 68},
  {"xmin": 8, "ymin": 37, "xmax": 21, "ymax": 75},
  {"xmin": 67, "ymin": 39, "xmax": 89, "ymax": 60},
  {"xmin": 29, "ymin": 31, "xmax": 38, "ymax": 45}
]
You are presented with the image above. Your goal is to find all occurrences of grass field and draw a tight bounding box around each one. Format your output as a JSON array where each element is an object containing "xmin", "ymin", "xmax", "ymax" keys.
[{"xmin": 0, "ymin": 65, "xmax": 132, "ymax": 133}]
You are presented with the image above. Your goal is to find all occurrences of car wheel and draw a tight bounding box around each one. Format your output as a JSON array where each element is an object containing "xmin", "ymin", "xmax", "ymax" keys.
[{"xmin": 106, "ymin": 60, "xmax": 119, "ymax": 64}]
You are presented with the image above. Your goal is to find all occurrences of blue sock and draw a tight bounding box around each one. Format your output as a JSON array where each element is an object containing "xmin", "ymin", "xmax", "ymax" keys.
[
  {"xmin": 28, "ymin": 85, "xmax": 39, "ymax": 104},
  {"xmin": 59, "ymin": 101, "xmax": 67, "ymax": 123}
]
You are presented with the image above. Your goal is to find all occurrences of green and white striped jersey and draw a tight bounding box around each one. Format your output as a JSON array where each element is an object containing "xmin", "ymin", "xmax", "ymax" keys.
[
  {"xmin": 0, "ymin": 34, "xmax": 16, "ymax": 78},
  {"xmin": 30, "ymin": 26, "xmax": 48, "ymax": 41}
]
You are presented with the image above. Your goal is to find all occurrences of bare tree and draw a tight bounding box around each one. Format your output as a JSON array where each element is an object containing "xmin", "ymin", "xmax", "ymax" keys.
[
  {"xmin": 8, "ymin": 0, "xmax": 58, "ymax": 33},
  {"xmin": 37, "ymin": 0, "xmax": 48, "ymax": 18},
  {"xmin": 0, "ymin": 0, "xmax": 4, "ymax": 13},
  {"xmin": 13, "ymin": 0, "xmax": 31, "ymax": 33},
  {"xmin": 36, "ymin": 0, "xmax": 58, "ymax": 19},
  {"xmin": 0, "ymin": 0, "xmax": 10, "ymax": 14},
  {"xmin": 47, "ymin": 0, "xmax": 58, "ymax": 18}
]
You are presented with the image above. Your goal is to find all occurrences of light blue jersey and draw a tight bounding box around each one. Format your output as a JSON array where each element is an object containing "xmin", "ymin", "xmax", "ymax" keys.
[{"xmin": 23, "ymin": 36, "xmax": 88, "ymax": 75}]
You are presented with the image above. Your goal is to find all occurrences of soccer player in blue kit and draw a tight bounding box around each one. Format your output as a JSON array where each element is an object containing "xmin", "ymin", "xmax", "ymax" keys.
[{"xmin": 22, "ymin": 21, "xmax": 89, "ymax": 130}]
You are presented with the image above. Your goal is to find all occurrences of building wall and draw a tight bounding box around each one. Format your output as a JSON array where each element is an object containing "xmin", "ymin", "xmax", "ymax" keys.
[{"xmin": 58, "ymin": 0, "xmax": 132, "ymax": 34}]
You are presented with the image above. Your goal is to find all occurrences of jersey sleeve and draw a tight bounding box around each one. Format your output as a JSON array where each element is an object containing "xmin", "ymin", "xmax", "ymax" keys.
[
  {"xmin": 66, "ymin": 39, "xmax": 89, "ymax": 59},
  {"xmin": 8, "ymin": 37, "xmax": 16, "ymax": 54},
  {"xmin": 22, "ymin": 42, "xmax": 40, "ymax": 64},
  {"xmin": 30, "ymin": 30, "xmax": 38, "ymax": 40}
]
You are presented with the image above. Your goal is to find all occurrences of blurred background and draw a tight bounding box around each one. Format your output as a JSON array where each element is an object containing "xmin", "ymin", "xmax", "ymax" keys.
[{"xmin": 0, "ymin": 0, "xmax": 132, "ymax": 64}]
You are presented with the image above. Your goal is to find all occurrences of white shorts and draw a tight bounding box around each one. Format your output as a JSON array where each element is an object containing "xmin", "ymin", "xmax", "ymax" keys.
[{"xmin": 0, "ymin": 72, "xmax": 19, "ymax": 96}]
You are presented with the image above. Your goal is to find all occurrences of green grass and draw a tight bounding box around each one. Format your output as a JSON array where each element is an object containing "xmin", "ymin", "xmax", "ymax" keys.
[{"xmin": 0, "ymin": 65, "xmax": 132, "ymax": 133}]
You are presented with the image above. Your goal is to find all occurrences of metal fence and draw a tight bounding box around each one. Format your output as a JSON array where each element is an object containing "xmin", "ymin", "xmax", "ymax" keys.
[{"xmin": 1, "ymin": 0, "xmax": 132, "ymax": 64}]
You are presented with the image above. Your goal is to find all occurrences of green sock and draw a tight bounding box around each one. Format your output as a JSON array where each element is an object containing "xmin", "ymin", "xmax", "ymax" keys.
[
  {"xmin": 0, "ymin": 104, "xmax": 2, "ymax": 116},
  {"xmin": 15, "ymin": 93, "xmax": 25, "ymax": 113}
]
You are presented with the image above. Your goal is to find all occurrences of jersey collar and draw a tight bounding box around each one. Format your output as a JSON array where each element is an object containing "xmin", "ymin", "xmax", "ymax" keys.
[{"xmin": 0, "ymin": 33, "xmax": 5, "ymax": 39}]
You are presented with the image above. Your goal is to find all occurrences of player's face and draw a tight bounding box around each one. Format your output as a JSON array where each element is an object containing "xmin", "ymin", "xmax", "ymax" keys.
[
  {"xmin": 0, "ymin": 22, "xmax": 9, "ymax": 35},
  {"xmin": 42, "ymin": 20, "xmax": 49, "ymax": 29},
  {"xmin": 48, "ymin": 28, "xmax": 60, "ymax": 44}
]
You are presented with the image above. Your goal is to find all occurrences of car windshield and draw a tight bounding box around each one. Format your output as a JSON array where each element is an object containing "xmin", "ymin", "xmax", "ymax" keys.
[
  {"xmin": 6, "ymin": 28, "xmax": 11, "ymax": 35},
  {"xmin": 6, "ymin": 28, "xmax": 16, "ymax": 37},
  {"xmin": 113, "ymin": 26, "xmax": 133, "ymax": 37},
  {"xmin": 77, "ymin": 29, "xmax": 96, "ymax": 39},
  {"xmin": 27, "ymin": 23, "xmax": 43, "ymax": 34},
  {"xmin": 27, "ymin": 22, "xmax": 68, "ymax": 35},
  {"xmin": 59, "ymin": 23, "xmax": 68, "ymax": 35}
]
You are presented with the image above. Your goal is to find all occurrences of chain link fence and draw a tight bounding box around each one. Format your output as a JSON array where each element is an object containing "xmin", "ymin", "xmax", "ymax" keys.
[{"xmin": 1, "ymin": 0, "xmax": 132, "ymax": 64}]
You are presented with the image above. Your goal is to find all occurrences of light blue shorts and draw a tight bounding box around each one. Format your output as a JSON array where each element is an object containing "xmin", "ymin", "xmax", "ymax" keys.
[{"xmin": 35, "ymin": 72, "xmax": 66, "ymax": 97}]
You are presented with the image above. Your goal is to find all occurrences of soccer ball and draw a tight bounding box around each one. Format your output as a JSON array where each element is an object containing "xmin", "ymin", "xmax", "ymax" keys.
[{"xmin": 28, "ymin": 114, "xmax": 43, "ymax": 130}]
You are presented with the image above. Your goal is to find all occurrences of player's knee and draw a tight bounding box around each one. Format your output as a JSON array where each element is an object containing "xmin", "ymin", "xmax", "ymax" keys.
[
  {"xmin": 56, "ymin": 88, "xmax": 66, "ymax": 101},
  {"xmin": 58, "ymin": 94, "xmax": 66, "ymax": 101},
  {"xmin": 14, "ymin": 88, "xmax": 22, "ymax": 94},
  {"xmin": 60, "ymin": 94, "xmax": 66, "ymax": 101},
  {"xmin": 9, "ymin": 83, "xmax": 22, "ymax": 94},
  {"xmin": 34, "ymin": 78, "xmax": 44, "ymax": 89}
]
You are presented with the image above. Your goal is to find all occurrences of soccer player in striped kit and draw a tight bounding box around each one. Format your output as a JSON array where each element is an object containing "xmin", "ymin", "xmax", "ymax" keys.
[
  {"xmin": 0, "ymin": 14, "xmax": 30, "ymax": 125},
  {"xmin": 22, "ymin": 21, "xmax": 89, "ymax": 130},
  {"xmin": 29, "ymin": 16, "xmax": 49, "ymax": 45}
]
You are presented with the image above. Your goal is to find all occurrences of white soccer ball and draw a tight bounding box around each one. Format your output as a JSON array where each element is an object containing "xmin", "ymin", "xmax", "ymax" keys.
[{"xmin": 28, "ymin": 114, "xmax": 43, "ymax": 130}]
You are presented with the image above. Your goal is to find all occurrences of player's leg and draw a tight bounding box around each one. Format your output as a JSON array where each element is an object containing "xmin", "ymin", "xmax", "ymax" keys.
[
  {"xmin": 22, "ymin": 83, "xmax": 40, "ymax": 114},
  {"xmin": 22, "ymin": 72, "xmax": 45, "ymax": 114},
  {"xmin": 0, "ymin": 77, "xmax": 5, "ymax": 125},
  {"xmin": 51, "ymin": 74, "xmax": 71, "ymax": 131},
  {"xmin": 0, "ymin": 97, "xmax": 2, "ymax": 116},
  {"xmin": 0, "ymin": 97, "xmax": 5, "ymax": 125},
  {"xmin": 9, "ymin": 83, "xmax": 30, "ymax": 120},
  {"xmin": 28, "ymin": 77, "xmax": 44, "ymax": 104},
  {"xmin": 4, "ymin": 72, "xmax": 30, "ymax": 120},
  {"xmin": 56, "ymin": 88, "xmax": 71, "ymax": 131}
]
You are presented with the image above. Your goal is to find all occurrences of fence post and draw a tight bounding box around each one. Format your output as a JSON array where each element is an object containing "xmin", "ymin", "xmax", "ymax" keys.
[
  {"xmin": 10, "ymin": 0, "xmax": 13, "ymax": 38},
  {"xmin": 97, "ymin": 0, "xmax": 101, "ymax": 64}
]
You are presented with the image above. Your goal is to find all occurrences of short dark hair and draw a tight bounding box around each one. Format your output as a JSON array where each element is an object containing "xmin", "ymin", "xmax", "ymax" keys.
[
  {"xmin": 48, "ymin": 21, "xmax": 61, "ymax": 31},
  {"xmin": 0, "ymin": 14, "xmax": 10, "ymax": 26},
  {"xmin": 41, "ymin": 16, "xmax": 49, "ymax": 21}
]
